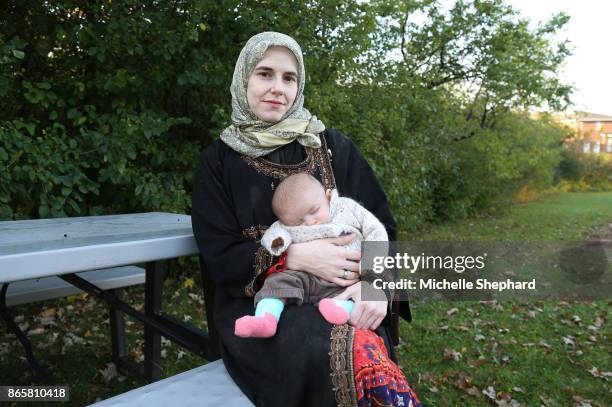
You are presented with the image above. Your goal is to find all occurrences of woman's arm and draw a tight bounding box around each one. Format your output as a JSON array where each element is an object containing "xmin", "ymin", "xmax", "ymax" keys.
[{"xmin": 286, "ymin": 234, "xmax": 361, "ymax": 287}]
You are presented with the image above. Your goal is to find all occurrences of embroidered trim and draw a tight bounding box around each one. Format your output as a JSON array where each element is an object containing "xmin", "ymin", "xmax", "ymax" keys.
[
  {"xmin": 241, "ymin": 148, "xmax": 317, "ymax": 179},
  {"xmin": 241, "ymin": 225, "xmax": 268, "ymax": 242},
  {"xmin": 316, "ymin": 132, "xmax": 336, "ymax": 190},
  {"xmin": 329, "ymin": 324, "xmax": 356, "ymax": 407},
  {"xmin": 240, "ymin": 132, "xmax": 337, "ymax": 190},
  {"xmin": 244, "ymin": 245, "xmax": 275, "ymax": 297}
]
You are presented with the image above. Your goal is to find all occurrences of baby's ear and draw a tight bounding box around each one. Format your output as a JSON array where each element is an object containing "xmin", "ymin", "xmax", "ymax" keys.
[{"xmin": 325, "ymin": 188, "xmax": 333, "ymax": 201}]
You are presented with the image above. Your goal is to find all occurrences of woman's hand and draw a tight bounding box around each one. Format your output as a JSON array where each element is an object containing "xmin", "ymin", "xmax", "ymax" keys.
[
  {"xmin": 285, "ymin": 234, "xmax": 360, "ymax": 287},
  {"xmin": 333, "ymin": 282, "xmax": 387, "ymax": 330}
]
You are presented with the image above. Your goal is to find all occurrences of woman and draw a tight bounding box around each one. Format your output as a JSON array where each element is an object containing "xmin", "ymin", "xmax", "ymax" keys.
[{"xmin": 192, "ymin": 32, "xmax": 421, "ymax": 407}]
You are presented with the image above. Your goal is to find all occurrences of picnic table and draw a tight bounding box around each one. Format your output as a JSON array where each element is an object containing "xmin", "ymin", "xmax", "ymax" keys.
[{"xmin": 0, "ymin": 212, "xmax": 212, "ymax": 382}]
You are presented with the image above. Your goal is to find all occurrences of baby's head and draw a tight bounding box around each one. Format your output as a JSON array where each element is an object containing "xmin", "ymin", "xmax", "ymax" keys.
[{"xmin": 272, "ymin": 173, "xmax": 332, "ymax": 226}]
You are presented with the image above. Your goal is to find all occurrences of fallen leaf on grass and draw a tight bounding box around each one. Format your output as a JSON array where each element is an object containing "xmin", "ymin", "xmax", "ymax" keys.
[
  {"xmin": 447, "ymin": 308, "xmax": 459, "ymax": 316},
  {"xmin": 99, "ymin": 362, "xmax": 117, "ymax": 383},
  {"xmin": 443, "ymin": 348, "xmax": 462, "ymax": 361},
  {"xmin": 482, "ymin": 386, "xmax": 496, "ymax": 400},
  {"xmin": 539, "ymin": 395, "xmax": 553, "ymax": 406},
  {"xmin": 496, "ymin": 398, "xmax": 521, "ymax": 407},
  {"xmin": 429, "ymin": 385, "xmax": 439, "ymax": 393},
  {"xmin": 39, "ymin": 315, "xmax": 55, "ymax": 326},
  {"xmin": 468, "ymin": 358, "xmax": 486, "ymax": 368},
  {"xmin": 572, "ymin": 395, "xmax": 594, "ymax": 407},
  {"xmin": 571, "ymin": 349, "xmax": 583, "ymax": 357},
  {"xmin": 593, "ymin": 316, "xmax": 604, "ymax": 328},
  {"xmin": 188, "ymin": 293, "xmax": 204, "ymax": 304},
  {"xmin": 512, "ymin": 387, "xmax": 525, "ymax": 393},
  {"xmin": 524, "ymin": 310, "xmax": 536, "ymax": 320},
  {"xmin": 453, "ymin": 372, "xmax": 479, "ymax": 397},
  {"xmin": 474, "ymin": 334, "xmax": 486, "ymax": 341},
  {"xmin": 587, "ymin": 367, "xmax": 612, "ymax": 379},
  {"xmin": 561, "ymin": 336, "xmax": 575, "ymax": 347},
  {"xmin": 27, "ymin": 327, "xmax": 45, "ymax": 335},
  {"xmin": 538, "ymin": 339, "xmax": 552, "ymax": 349}
]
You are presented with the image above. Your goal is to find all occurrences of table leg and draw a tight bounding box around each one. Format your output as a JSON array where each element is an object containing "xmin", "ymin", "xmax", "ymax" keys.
[
  {"xmin": 109, "ymin": 288, "xmax": 128, "ymax": 363},
  {"xmin": 144, "ymin": 261, "xmax": 165, "ymax": 382},
  {"xmin": 0, "ymin": 283, "xmax": 51, "ymax": 381}
]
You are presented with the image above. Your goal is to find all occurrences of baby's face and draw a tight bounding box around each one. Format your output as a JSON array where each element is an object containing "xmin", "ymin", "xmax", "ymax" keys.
[{"xmin": 278, "ymin": 187, "xmax": 332, "ymax": 227}]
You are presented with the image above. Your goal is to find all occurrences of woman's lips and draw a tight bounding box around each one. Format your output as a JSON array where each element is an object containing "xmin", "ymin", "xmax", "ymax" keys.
[{"xmin": 264, "ymin": 100, "xmax": 283, "ymax": 106}]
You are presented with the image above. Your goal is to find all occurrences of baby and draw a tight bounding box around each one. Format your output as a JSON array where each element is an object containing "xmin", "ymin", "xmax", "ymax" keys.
[{"xmin": 235, "ymin": 173, "xmax": 388, "ymax": 338}]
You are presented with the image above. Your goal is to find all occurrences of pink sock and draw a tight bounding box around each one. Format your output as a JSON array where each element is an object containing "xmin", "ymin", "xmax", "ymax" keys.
[
  {"xmin": 319, "ymin": 298, "xmax": 350, "ymax": 325},
  {"xmin": 234, "ymin": 312, "xmax": 278, "ymax": 338}
]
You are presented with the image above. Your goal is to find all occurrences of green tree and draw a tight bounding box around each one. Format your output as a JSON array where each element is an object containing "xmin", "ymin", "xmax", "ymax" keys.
[{"xmin": 373, "ymin": 0, "xmax": 572, "ymax": 138}]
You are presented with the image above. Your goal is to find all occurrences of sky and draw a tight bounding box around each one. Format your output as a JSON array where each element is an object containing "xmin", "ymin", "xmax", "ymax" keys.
[{"xmin": 506, "ymin": 0, "xmax": 612, "ymax": 115}]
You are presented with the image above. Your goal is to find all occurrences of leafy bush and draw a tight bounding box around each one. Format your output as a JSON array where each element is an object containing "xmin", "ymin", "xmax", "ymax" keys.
[
  {"xmin": 1, "ymin": 1, "xmax": 573, "ymax": 230},
  {"xmin": 556, "ymin": 152, "xmax": 612, "ymax": 191}
]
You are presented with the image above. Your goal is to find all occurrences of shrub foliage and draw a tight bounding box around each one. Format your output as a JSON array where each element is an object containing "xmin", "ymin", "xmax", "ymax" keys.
[{"xmin": 1, "ymin": 1, "xmax": 573, "ymax": 229}]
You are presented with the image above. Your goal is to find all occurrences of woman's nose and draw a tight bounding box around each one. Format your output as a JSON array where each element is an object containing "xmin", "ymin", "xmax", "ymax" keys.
[{"xmin": 269, "ymin": 77, "xmax": 285, "ymax": 95}]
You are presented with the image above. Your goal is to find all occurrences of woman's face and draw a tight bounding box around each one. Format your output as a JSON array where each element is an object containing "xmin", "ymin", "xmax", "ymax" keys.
[{"xmin": 247, "ymin": 46, "xmax": 299, "ymax": 123}]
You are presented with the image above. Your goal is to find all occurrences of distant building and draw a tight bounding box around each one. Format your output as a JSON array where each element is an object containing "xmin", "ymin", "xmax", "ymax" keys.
[{"xmin": 556, "ymin": 112, "xmax": 612, "ymax": 154}]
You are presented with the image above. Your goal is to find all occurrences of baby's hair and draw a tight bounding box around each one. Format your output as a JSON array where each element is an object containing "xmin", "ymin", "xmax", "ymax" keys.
[{"xmin": 272, "ymin": 173, "xmax": 324, "ymax": 218}]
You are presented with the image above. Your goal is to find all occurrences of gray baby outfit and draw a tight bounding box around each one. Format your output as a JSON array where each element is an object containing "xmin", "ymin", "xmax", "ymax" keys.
[{"xmin": 255, "ymin": 190, "xmax": 388, "ymax": 305}]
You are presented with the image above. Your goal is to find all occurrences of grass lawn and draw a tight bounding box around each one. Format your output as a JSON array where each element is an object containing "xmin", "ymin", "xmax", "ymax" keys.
[
  {"xmin": 0, "ymin": 192, "xmax": 610, "ymax": 406},
  {"xmin": 398, "ymin": 192, "xmax": 611, "ymax": 406}
]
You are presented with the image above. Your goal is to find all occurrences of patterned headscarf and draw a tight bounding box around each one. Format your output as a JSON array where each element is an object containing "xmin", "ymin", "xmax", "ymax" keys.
[{"xmin": 220, "ymin": 32, "xmax": 325, "ymax": 157}]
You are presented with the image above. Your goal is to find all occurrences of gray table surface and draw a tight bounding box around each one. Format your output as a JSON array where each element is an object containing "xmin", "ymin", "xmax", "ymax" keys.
[{"xmin": 0, "ymin": 212, "xmax": 198, "ymax": 283}]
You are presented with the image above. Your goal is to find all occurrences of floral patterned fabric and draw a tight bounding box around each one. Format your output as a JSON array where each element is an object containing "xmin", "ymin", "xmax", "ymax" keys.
[{"xmin": 354, "ymin": 329, "xmax": 423, "ymax": 407}]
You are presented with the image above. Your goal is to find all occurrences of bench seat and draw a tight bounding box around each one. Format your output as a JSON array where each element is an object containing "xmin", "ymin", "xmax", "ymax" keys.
[
  {"xmin": 89, "ymin": 359, "xmax": 252, "ymax": 407},
  {"xmin": 4, "ymin": 266, "xmax": 145, "ymax": 307}
]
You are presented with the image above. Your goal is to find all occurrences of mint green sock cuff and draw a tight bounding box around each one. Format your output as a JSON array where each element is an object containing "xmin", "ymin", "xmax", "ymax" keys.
[
  {"xmin": 255, "ymin": 298, "xmax": 284, "ymax": 320},
  {"xmin": 333, "ymin": 299, "xmax": 354, "ymax": 314}
]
